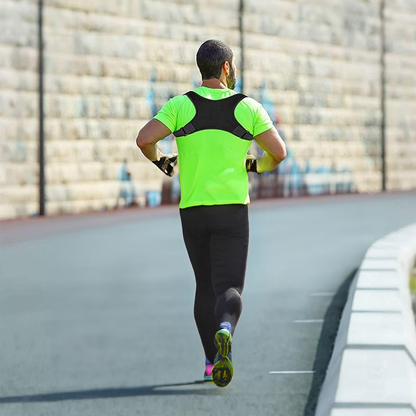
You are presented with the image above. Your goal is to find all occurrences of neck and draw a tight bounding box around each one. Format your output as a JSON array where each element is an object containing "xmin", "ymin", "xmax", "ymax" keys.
[{"xmin": 201, "ymin": 78, "xmax": 228, "ymax": 89}]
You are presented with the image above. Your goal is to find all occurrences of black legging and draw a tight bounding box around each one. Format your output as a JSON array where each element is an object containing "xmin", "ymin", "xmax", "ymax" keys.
[{"xmin": 180, "ymin": 204, "xmax": 249, "ymax": 363}]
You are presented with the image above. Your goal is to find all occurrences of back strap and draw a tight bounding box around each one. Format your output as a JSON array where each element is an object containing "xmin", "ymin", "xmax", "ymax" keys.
[{"xmin": 173, "ymin": 91, "xmax": 254, "ymax": 141}]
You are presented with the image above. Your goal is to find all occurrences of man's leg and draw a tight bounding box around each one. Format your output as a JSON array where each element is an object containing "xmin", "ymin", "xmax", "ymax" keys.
[
  {"xmin": 180, "ymin": 207, "xmax": 218, "ymax": 364},
  {"xmin": 207, "ymin": 204, "xmax": 249, "ymax": 387},
  {"xmin": 209, "ymin": 204, "xmax": 249, "ymax": 334}
]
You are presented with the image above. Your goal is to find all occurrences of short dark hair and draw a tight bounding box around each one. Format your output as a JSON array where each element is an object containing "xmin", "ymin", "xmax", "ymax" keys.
[{"xmin": 196, "ymin": 40, "xmax": 234, "ymax": 80}]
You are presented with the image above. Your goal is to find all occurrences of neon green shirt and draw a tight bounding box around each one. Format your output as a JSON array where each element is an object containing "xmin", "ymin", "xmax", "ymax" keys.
[{"xmin": 154, "ymin": 86, "xmax": 273, "ymax": 209}]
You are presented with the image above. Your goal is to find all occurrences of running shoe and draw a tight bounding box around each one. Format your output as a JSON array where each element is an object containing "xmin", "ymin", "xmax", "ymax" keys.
[
  {"xmin": 212, "ymin": 328, "xmax": 233, "ymax": 387},
  {"xmin": 204, "ymin": 359, "xmax": 213, "ymax": 381}
]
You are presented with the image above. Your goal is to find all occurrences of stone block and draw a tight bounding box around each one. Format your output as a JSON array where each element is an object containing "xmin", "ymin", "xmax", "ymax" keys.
[
  {"xmin": 347, "ymin": 311, "xmax": 416, "ymax": 362},
  {"xmin": 47, "ymin": 0, "xmax": 101, "ymax": 14},
  {"xmin": 352, "ymin": 289, "xmax": 404, "ymax": 312},
  {"xmin": 46, "ymin": 141, "xmax": 95, "ymax": 162},
  {"xmin": 2, "ymin": 163, "xmax": 38, "ymax": 186},
  {"xmin": 0, "ymin": 141, "xmax": 37, "ymax": 163},
  {"xmin": 365, "ymin": 247, "xmax": 401, "ymax": 259},
  {"xmin": 335, "ymin": 349, "xmax": 416, "ymax": 408},
  {"xmin": 46, "ymin": 163, "xmax": 78, "ymax": 185},
  {"xmin": 65, "ymin": 181, "xmax": 119, "ymax": 201},
  {"xmin": 356, "ymin": 270, "xmax": 405, "ymax": 290},
  {"xmin": 0, "ymin": 204, "xmax": 16, "ymax": 220},
  {"xmin": 0, "ymin": 18, "xmax": 37, "ymax": 48},
  {"xmin": 0, "ymin": 119, "xmax": 18, "ymax": 141},
  {"xmin": 331, "ymin": 409, "xmax": 415, "ymax": 416},
  {"xmin": 0, "ymin": 185, "xmax": 37, "ymax": 204},
  {"xmin": 0, "ymin": 68, "xmax": 19, "ymax": 90},
  {"xmin": 347, "ymin": 312, "xmax": 404, "ymax": 346},
  {"xmin": 0, "ymin": 200, "xmax": 38, "ymax": 220},
  {"xmin": 360, "ymin": 258, "xmax": 401, "ymax": 271}
]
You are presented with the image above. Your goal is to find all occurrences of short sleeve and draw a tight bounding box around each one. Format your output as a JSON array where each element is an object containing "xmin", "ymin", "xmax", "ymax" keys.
[
  {"xmin": 153, "ymin": 96, "xmax": 183, "ymax": 133},
  {"xmin": 252, "ymin": 103, "xmax": 274, "ymax": 137}
]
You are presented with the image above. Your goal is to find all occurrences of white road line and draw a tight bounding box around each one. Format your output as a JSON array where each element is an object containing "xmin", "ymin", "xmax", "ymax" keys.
[
  {"xmin": 310, "ymin": 292, "xmax": 335, "ymax": 297},
  {"xmin": 270, "ymin": 371, "xmax": 315, "ymax": 374},
  {"xmin": 294, "ymin": 319, "xmax": 324, "ymax": 323}
]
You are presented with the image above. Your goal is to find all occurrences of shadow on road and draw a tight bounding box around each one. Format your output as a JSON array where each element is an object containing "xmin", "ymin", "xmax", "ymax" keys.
[
  {"xmin": 303, "ymin": 268, "xmax": 358, "ymax": 416},
  {"xmin": 0, "ymin": 380, "xmax": 222, "ymax": 403}
]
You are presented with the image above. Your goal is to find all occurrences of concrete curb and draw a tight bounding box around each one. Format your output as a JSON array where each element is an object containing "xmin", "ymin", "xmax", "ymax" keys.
[{"xmin": 315, "ymin": 222, "xmax": 416, "ymax": 416}]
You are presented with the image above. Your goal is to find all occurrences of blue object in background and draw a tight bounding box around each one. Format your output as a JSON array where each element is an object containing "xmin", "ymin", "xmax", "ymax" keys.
[{"xmin": 146, "ymin": 191, "xmax": 161, "ymax": 207}]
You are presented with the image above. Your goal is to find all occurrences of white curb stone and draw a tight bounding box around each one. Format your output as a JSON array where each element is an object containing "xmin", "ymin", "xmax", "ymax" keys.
[
  {"xmin": 364, "ymin": 248, "xmax": 401, "ymax": 259},
  {"xmin": 335, "ymin": 350, "xmax": 416, "ymax": 405},
  {"xmin": 331, "ymin": 409, "xmax": 415, "ymax": 416},
  {"xmin": 315, "ymin": 223, "xmax": 416, "ymax": 416},
  {"xmin": 347, "ymin": 312, "xmax": 416, "ymax": 356},
  {"xmin": 356, "ymin": 270, "xmax": 405, "ymax": 290},
  {"xmin": 360, "ymin": 258, "xmax": 401, "ymax": 271},
  {"xmin": 352, "ymin": 289, "xmax": 404, "ymax": 312}
]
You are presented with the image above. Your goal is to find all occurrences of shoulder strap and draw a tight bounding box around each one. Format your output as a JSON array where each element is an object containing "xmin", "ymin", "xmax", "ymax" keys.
[{"xmin": 173, "ymin": 91, "xmax": 254, "ymax": 140}]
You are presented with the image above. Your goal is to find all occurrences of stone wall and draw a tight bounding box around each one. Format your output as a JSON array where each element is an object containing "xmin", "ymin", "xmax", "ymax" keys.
[
  {"xmin": 1, "ymin": 0, "xmax": 39, "ymax": 219},
  {"xmin": 384, "ymin": 0, "xmax": 416, "ymax": 190},
  {"xmin": 244, "ymin": 0, "xmax": 416, "ymax": 192},
  {"xmin": 1, "ymin": 0, "xmax": 415, "ymax": 219}
]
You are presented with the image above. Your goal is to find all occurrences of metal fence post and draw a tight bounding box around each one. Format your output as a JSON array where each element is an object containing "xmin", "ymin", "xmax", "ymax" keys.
[
  {"xmin": 380, "ymin": 0, "xmax": 386, "ymax": 191},
  {"xmin": 38, "ymin": 0, "xmax": 45, "ymax": 215}
]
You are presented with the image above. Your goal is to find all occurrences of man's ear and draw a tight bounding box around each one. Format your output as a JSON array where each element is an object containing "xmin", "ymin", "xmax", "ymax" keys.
[{"xmin": 223, "ymin": 61, "xmax": 230, "ymax": 75}]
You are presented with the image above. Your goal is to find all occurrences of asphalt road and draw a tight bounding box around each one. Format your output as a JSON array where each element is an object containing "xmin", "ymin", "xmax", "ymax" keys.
[{"xmin": 1, "ymin": 192, "xmax": 416, "ymax": 416}]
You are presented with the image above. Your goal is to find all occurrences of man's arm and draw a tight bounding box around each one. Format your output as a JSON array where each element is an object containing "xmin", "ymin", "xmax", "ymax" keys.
[
  {"xmin": 136, "ymin": 119, "xmax": 178, "ymax": 177},
  {"xmin": 136, "ymin": 119, "xmax": 172, "ymax": 161},
  {"xmin": 253, "ymin": 127, "xmax": 287, "ymax": 173}
]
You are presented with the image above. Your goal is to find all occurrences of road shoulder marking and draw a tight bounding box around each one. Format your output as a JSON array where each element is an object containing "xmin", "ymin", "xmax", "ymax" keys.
[
  {"xmin": 294, "ymin": 319, "xmax": 324, "ymax": 323},
  {"xmin": 310, "ymin": 292, "xmax": 335, "ymax": 297},
  {"xmin": 270, "ymin": 371, "xmax": 315, "ymax": 374}
]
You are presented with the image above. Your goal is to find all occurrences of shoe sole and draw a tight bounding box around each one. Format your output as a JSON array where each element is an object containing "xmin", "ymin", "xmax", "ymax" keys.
[
  {"xmin": 212, "ymin": 330, "xmax": 233, "ymax": 388},
  {"xmin": 212, "ymin": 356, "xmax": 233, "ymax": 387}
]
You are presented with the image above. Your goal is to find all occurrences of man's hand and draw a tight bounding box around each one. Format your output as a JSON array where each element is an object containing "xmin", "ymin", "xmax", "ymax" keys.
[
  {"xmin": 153, "ymin": 153, "xmax": 178, "ymax": 177},
  {"xmin": 245, "ymin": 154, "xmax": 258, "ymax": 173}
]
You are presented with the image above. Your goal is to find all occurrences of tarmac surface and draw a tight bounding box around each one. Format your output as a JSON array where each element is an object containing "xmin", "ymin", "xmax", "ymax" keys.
[{"xmin": 1, "ymin": 192, "xmax": 416, "ymax": 416}]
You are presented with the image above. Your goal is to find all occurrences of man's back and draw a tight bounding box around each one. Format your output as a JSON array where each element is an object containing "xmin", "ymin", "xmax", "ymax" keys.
[{"xmin": 154, "ymin": 86, "xmax": 273, "ymax": 208}]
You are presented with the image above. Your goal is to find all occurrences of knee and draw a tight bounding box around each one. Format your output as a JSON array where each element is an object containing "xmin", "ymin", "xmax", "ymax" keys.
[
  {"xmin": 218, "ymin": 287, "xmax": 242, "ymax": 303},
  {"xmin": 228, "ymin": 287, "xmax": 242, "ymax": 297}
]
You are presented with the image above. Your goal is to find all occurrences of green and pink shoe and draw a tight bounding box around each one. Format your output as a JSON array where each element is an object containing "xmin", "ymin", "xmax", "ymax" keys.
[
  {"xmin": 204, "ymin": 359, "xmax": 213, "ymax": 381},
  {"xmin": 211, "ymin": 325, "xmax": 233, "ymax": 387}
]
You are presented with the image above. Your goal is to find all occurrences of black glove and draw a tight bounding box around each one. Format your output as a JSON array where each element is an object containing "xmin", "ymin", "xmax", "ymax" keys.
[
  {"xmin": 245, "ymin": 155, "xmax": 258, "ymax": 173},
  {"xmin": 152, "ymin": 153, "xmax": 178, "ymax": 177}
]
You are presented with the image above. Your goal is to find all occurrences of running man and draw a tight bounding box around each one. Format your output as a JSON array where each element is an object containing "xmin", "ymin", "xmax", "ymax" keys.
[{"xmin": 136, "ymin": 39, "xmax": 286, "ymax": 387}]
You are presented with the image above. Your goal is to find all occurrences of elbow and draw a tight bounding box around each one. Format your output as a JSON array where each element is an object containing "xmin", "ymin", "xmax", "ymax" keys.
[
  {"xmin": 276, "ymin": 144, "xmax": 287, "ymax": 163},
  {"xmin": 280, "ymin": 146, "xmax": 287, "ymax": 162},
  {"xmin": 136, "ymin": 130, "xmax": 146, "ymax": 150}
]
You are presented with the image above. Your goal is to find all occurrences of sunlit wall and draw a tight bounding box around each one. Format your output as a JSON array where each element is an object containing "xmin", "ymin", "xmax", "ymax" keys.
[{"xmin": 1, "ymin": 0, "xmax": 415, "ymax": 219}]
